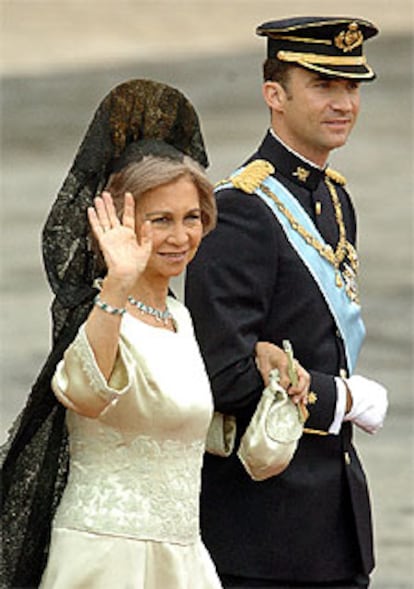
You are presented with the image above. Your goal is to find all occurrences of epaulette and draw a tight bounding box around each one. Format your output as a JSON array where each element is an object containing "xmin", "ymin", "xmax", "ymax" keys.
[
  {"xmin": 232, "ymin": 160, "xmax": 275, "ymax": 193},
  {"xmin": 325, "ymin": 167, "xmax": 347, "ymax": 185},
  {"xmin": 215, "ymin": 160, "xmax": 275, "ymax": 194}
]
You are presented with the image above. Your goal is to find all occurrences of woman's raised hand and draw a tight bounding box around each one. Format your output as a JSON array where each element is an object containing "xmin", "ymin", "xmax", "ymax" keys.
[{"xmin": 88, "ymin": 191, "xmax": 152, "ymax": 290}]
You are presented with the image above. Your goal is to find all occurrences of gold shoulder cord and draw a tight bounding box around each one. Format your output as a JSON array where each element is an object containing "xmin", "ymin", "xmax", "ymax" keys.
[
  {"xmin": 231, "ymin": 162, "xmax": 360, "ymax": 304},
  {"xmin": 221, "ymin": 161, "xmax": 359, "ymax": 302}
]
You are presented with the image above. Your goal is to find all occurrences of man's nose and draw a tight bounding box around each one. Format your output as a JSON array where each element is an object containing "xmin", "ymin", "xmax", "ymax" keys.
[{"xmin": 331, "ymin": 88, "xmax": 355, "ymax": 111}]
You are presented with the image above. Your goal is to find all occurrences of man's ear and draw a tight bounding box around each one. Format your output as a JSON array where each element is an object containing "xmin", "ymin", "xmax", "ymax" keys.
[{"xmin": 262, "ymin": 81, "xmax": 286, "ymax": 113}]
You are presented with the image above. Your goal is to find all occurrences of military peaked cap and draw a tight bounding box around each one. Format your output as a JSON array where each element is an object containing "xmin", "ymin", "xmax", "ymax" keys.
[{"xmin": 256, "ymin": 16, "xmax": 379, "ymax": 80}]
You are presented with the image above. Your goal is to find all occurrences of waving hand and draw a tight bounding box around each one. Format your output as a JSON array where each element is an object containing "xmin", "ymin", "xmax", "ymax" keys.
[{"xmin": 88, "ymin": 191, "xmax": 152, "ymax": 290}]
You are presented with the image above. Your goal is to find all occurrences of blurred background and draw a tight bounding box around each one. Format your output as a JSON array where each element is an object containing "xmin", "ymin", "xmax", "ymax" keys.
[{"xmin": 1, "ymin": 1, "xmax": 413, "ymax": 587}]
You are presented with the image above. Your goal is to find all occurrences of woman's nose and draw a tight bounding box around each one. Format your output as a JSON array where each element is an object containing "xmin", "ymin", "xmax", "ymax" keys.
[{"xmin": 167, "ymin": 222, "xmax": 189, "ymax": 244}]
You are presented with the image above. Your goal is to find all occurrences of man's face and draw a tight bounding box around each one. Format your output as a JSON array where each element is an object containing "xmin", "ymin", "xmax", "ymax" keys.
[{"xmin": 270, "ymin": 67, "xmax": 361, "ymax": 165}]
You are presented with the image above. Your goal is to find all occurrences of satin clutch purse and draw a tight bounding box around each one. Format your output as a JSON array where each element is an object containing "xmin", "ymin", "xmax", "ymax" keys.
[
  {"xmin": 205, "ymin": 341, "xmax": 307, "ymax": 480},
  {"xmin": 237, "ymin": 368, "xmax": 307, "ymax": 481}
]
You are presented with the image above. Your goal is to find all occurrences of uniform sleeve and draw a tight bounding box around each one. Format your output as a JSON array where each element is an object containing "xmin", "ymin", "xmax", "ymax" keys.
[
  {"xmin": 186, "ymin": 187, "xmax": 342, "ymax": 432},
  {"xmin": 306, "ymin": 370, "xmax": 338, "ymax": 432},
  {"xmin": 186, "ymin": 189, "xmax": 280, "ymax": 414},
  {"xmin": 52, "ymin": 323, "xmax": 135, "ymax": 418}
]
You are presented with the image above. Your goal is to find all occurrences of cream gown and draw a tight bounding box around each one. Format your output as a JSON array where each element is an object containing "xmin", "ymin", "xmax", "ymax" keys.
[{"xmin": 39, "ymin": 297, "xmax": 222, "ymax": 589}]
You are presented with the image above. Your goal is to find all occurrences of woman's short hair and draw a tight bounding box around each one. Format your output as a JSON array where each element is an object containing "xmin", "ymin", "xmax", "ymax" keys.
[{"xmin": 105, "ymin": 154, "xmax": 217, "ymax": 236}]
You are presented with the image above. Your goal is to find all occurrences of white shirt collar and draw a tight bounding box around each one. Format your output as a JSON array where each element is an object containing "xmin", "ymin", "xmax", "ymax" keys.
[{"xmin": 269, "ymin": 128, "xmax": 327, "ymax": 171}]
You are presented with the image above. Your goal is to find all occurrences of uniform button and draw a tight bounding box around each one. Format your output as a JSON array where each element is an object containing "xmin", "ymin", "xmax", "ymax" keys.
[
  {"xmin": 344, "ymin": 451, "xmax": 351, "ymax": 465},
  {"xmin": 339, "ymin": 368, "xmax": 348, "ymax": 379},
  {"xmin": 335, "ymin": 329, "xmax": 341, "ymax": 338}
]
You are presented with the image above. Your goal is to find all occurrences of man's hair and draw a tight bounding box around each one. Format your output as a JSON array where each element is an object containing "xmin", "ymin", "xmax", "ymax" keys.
[{"xmin": 263, "ymin": 58, "xmax": 293, "ymax": 88}]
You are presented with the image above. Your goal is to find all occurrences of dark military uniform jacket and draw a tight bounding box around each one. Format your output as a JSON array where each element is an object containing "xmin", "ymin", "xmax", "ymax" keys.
[{"xmin": 185, "ymin": 131, "xmax": 374, "ymax": 583}]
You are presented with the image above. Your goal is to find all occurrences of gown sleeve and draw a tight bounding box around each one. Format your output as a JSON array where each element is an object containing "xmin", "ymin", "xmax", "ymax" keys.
[{"xmin": 52, "ymin": 323, "xmax": 135, "ymax": 417}]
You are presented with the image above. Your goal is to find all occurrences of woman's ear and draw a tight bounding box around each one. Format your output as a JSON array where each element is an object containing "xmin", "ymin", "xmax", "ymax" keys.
[{"xmin": 262, "ymin": 81, "xmax": 286, "ymax": 113}]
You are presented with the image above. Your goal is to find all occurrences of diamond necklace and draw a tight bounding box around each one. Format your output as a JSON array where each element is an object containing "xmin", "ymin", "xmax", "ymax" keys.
[{"xmin": 127, "ymin": 295, "xmax": 174, "ymax": 325}]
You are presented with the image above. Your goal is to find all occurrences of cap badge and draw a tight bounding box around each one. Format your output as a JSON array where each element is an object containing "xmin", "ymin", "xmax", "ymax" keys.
[
  {"xmin": 334, "ymin": 22, "xmax": 364, "ymax": 53},
  {"xmin": 293, "ymin": 166, "xmax": 310, "ymax": 182}
]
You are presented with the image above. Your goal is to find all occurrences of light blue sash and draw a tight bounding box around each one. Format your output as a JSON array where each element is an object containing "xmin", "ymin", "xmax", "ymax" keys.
[{"xmin": 218, "ymin": 170, "xmax": 365, "ymax": 373}]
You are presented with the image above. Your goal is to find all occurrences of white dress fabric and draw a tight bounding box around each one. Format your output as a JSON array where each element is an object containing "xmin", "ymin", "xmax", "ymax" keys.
[{"xmin": 39, "ymin": 297, "xmax": 222, "ymax": 589}]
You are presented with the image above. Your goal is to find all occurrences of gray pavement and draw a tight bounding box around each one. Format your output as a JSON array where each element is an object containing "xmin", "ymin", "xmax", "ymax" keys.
[{"xmin": 1, "ymin": 33, "xmax": 413, "ymax": 588}]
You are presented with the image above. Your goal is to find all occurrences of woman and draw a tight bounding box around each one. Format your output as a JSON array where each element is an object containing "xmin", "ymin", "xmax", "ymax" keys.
[
  {"xmin": 1, "ymin": 79, "xmax": 220, "ymax": 589},
  {"xmin": 39, "ymin": 144, "xmax": 221, "ymax": 588}
]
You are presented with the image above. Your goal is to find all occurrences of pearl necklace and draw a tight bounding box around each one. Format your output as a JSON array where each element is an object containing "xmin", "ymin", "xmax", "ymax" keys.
[{"xmin": 127, "ymin": 295, "xmax": 174, "ymax": 326}]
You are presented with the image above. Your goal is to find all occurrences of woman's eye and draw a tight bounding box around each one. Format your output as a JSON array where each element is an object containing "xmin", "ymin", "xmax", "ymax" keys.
[
  {"xmin": 185, "ymin": 214, "xmax": 202, "ymax": 223},
  {"xmin": 151, "ymin": 217, "xmax": 171, "ymax": 225}
]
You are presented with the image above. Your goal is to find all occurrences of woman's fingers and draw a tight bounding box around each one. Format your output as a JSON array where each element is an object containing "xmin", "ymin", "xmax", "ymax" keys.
[
  {"xmin": 93, "ymin": 193, "xmax": 111, "ymax": 230},
  {"xmin": 87, "ymin": 206, "xmax": 104, "ymax": 238},
  {"xmin": 287, "ymin": 365, "xmax": 310, "ymax": 405},
  {"xmin": 88, "ymin": 191, "xmax": 138, "ymax": 238},
  {"xmin": 122, "ymin": 192, "xmax": 136, "ymax": 230},
  {"xmin": 101, "ymin": 191, "xmax": 121, "ymax": 228},
  {"xmin": 139, "ymin": 219, "xmax": 153, "ymax": 245},
  {"xmin": 89, "ymin": 191, "xmax": 122, "ymax": 235},
  {"xmin": 255, "ymin": 341, "xmax": 310, "ymax": 402}
]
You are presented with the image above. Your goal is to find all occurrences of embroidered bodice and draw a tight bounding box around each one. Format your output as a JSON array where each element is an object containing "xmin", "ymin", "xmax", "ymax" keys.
[
  {"xmin": 52, "ymin": 298, "xmax": 213, "ymax": 546},
  {"xmin": 53, "ymin": 421, "xmax": 205, "ymax": 544}
]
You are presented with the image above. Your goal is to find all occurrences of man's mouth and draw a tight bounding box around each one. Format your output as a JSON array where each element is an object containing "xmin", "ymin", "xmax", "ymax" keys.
[{"xmin": 324, "ymin": 118, "xmax": 352, "ymax": 128}]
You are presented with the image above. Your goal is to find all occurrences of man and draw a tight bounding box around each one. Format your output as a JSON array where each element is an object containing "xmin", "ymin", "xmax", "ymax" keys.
[{"xmin": 185, "ymin": 16, "xmax": 388, "ymax": 589}]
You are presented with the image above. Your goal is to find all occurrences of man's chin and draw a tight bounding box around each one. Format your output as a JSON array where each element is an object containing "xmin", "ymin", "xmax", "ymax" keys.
[{"xmin": 327, "ymin": 135, "xmax": 350, "ymax": 151}]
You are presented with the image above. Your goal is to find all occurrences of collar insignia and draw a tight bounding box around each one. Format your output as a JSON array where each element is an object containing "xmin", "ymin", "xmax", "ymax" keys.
[
  {"xmin": 292, "ymin": 166, "xmax": 310, "ymax": 182},
  {"xmin": 334, "ymin": 22, "xmax": 364, "ymax": 53}
]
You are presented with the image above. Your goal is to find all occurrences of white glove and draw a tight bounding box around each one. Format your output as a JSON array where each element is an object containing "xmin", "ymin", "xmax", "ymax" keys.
[{"xmin": 343, "ymin": 375, "xmax": 388, "ymax": 434}]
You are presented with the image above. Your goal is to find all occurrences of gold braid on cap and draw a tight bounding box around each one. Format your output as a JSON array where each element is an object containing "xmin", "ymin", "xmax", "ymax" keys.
[{"xmin": 277, "ymin": 50, "xmax": 367, "ymax": 66}]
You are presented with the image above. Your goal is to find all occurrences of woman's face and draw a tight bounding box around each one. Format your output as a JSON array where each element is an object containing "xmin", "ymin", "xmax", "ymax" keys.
[{"xmin": 135, "ymin": 175, "xmax": 204, "ymax": 280}]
